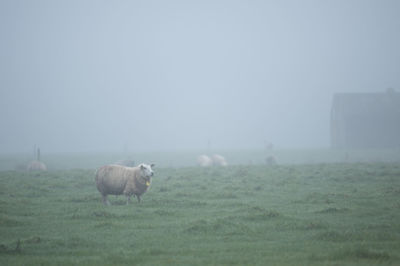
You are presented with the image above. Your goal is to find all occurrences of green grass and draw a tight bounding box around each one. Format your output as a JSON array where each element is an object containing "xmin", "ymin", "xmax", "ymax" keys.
[{"xmin": 1, "ymin": 163, "xmax": 400, "ymax": 265}]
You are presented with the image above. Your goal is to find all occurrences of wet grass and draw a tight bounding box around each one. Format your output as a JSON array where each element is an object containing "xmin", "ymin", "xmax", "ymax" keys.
[{"xmin": 1, "ymin": 163, "xmax": 400, "ymax": 265}]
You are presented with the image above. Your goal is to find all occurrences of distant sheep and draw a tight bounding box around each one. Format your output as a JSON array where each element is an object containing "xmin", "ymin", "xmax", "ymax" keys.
[
  {"xmin": 197, "ymin": 155, "xmax": 213, "ymax": 167},
  {"xmin": 95, "ymin": 163, "xmax": 154, "ymax": 205},
  {"xmin": 212, "ymin": 154, "xmax": 228, "ymax": 166},
  {"xmin": 197, "ymin": 154, "xmax": 228, "ymax": 167},
  {"xmin": 27, "ymin": 147, "xmax": 47, "ymax": 171},
  {"xmin": 27, "ymin": 160, "xmax": 47, "ymax": 171}
]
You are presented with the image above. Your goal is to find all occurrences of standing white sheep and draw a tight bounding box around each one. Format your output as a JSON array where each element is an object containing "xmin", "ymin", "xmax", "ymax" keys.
[{"xmin": 95, "ymin": 163, "xmax": 154, "ymax": 205}]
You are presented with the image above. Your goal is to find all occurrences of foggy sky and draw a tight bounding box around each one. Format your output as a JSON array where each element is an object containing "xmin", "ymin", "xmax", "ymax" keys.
[{"xmin": 1, "ymin": 0, "xmax": 399, "ymax": 153}]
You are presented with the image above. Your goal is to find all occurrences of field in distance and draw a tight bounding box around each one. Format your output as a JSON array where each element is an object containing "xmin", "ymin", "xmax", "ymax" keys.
[
  {"xmin": 1, "ymin": 162, "xmax": 400, "ymax": 265},
  {"xmin": 1, "ymin": 148, "xmax": 400, "ymax": 171}
]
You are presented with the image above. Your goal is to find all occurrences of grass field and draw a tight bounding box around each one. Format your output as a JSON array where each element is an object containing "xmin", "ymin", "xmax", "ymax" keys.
[
  {"xmin": 1, "ymin": 148, "xmax": 400, "ymax": 171},
  {"xmin": 1, "ymin": 161, "xmax": 400, "ymax": 265}
]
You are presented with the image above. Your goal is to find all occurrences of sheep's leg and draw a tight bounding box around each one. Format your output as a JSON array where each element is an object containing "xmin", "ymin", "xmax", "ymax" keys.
[
  {"xmin": 102, "ymin": 195, "xmax": 111, "ymax": 206},
  {"xmin": 136, "ymin": 195, "xmax": 141, "ymax": 203},
  {"xmin": 126, "ymin": 195, "xmax": 131, "ymax": 205}
]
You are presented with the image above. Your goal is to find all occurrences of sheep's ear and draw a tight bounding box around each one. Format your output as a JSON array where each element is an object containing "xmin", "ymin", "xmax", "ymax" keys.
[
  {"xmin": 140, "ymin": 164, "xmax": 145, "ymax": 170},
  {"xmin": 151, "ymin": 163, "xmax": 155, "ymax": 168}
]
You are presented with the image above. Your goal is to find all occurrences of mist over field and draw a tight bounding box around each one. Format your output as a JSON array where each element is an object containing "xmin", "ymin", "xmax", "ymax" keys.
[
  {"xmin": 2, "ymin": 2, "xmax": 400, "ymax": 265},
  {"xmin": 1, "ymin": 0, "xmax": 400, "ymax": 154}
]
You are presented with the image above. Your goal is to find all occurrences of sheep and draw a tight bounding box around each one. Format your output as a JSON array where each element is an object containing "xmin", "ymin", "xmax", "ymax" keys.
[
  {"xmin": 197, "ymin": 154, "xmax": 228, "ymax": 167},
  {"xmin": 197, "ymin": 155, "xmax": 212, "ymax": 167},
  {"xmin": 95, "ymin": 163, "xmax": 154, "ymax": 205},
  {"xmin": 27, "ymin": 160, "xmax": 47, "ymax": 171},
  {"xmin": 212, "ymin": 154, "xmax": 228, "ymax": 166},
  {"xmin": 27, "ymin": 147, "xmax": 47, "ymax": 171}
]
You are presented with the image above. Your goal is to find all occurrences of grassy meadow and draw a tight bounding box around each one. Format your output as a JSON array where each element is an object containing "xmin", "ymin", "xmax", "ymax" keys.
[
  {"xmin": 2, "ymin": 148, "xmax": 400, "ymax": 171},
  {"xmin": 1, "ymin": 151, "xmax": 400, "ymax": 265}
]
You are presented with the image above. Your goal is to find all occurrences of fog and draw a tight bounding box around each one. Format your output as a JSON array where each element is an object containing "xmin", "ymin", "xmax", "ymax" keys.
[{"xmin": 1, "ymin": 0, "xmax": 399, "ymax": 154}]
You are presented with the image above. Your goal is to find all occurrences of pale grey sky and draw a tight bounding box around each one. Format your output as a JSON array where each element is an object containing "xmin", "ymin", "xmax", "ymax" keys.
[{"xmin": 1, "ymin": 0, "xmax": 399, "ymax": 153}]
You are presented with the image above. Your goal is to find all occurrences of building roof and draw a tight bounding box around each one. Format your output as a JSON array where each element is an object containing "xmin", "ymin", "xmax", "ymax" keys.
[{"xmin": 332, "ymin": 90, "xmax": 400, "ymax": 117}]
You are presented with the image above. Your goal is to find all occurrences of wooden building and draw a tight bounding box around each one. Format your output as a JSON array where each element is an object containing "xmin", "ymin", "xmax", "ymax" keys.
[{"xmin": 330, "ymin": 90, "xmax": 400, "ymax": 149}]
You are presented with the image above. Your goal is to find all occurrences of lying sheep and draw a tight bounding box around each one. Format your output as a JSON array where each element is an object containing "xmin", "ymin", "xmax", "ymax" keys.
[
  {"xmin": 212, "ymin": 154, "xmax": 228, "ymax": 166},
  {"xmin": 95, "ymin": 163, "xmax": 154, "ymax": 205},
  {"xmin": 27, "ymin": 160, "xmax": 47, "ymax": 171},
  {"xmin": 27, "ymin": 147, "xmax": 47, "ymax": 171},
  {"xmin": 197, "ymin": 155, "xmax": 212, "ymax": 167},
  {"xmin": 197, "ymin": 154, "xmax": 228, "ymax": 167}
]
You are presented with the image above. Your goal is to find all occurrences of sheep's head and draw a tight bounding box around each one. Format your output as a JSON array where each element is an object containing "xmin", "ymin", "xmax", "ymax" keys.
[{"xmin": 139, "ymin": 163, "xmax": 155, "ymax": 186}]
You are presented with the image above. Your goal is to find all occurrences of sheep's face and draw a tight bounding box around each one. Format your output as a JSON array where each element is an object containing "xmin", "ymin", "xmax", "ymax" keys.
[{"xmin": 139, "ymin": 164, "xmax": 155, "ymax": 185}]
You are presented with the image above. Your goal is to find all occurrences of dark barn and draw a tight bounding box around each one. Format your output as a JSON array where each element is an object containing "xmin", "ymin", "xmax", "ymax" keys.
[{"xmin": 331, "ymin": 90, "xmax": 400, "ymax": 149}]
